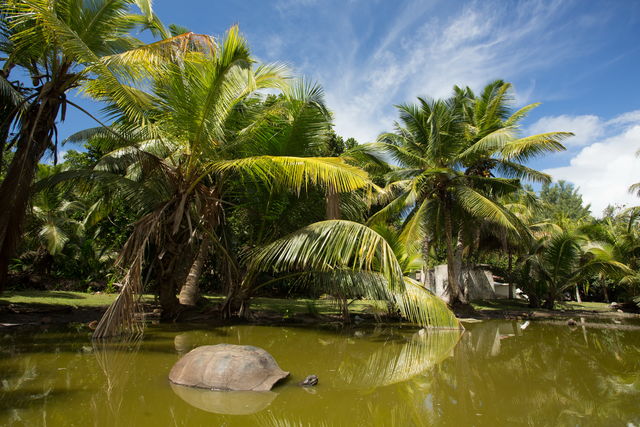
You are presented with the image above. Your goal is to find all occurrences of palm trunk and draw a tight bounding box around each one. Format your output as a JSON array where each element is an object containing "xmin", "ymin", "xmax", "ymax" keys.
[
  {"xmin": 325, "ymin": 184, "xmax": 341, "ymax": 220},
  {"xmin": 222, "ymin": 280, "xmax": 252, "ymax": 319},
  {"xmin": 602, "ymin": 276, "xmax": 610, "ymax": 303},
  {"xmin": 421, "ymin": 236, "xmax": 430, "ymax": 286},
  {"xmin": 156, "ymin": 233, "xmax": 195, "ymax": 319},
  {"xmin": 0, "ymin": 93, "xmax": 62, "ymax": 290},
  {"xmin": 443, "ymin": 202, "xmax": 465, "ymax": 306},
  {"xmin": 178, "ymin": 237, "xmax": 210, "ymax": 306},
  {"xmin": 507, "ymin": 247, "xmax": 514, "ymax": 299},
  {"xmin": 575, "ymin": 284, "xmax": 582, "ymax": 303}
]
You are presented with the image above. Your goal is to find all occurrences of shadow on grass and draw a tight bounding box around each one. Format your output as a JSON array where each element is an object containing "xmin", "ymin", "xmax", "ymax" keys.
[{"xmin": 6, "ymin": 291, "xmax": 86, "ymax": 300}]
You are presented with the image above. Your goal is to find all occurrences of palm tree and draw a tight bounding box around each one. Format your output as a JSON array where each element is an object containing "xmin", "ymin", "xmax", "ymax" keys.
[
  {"xmin": 49, "ymin": 26, "xmax": 383, "ymax": 337},
  {"xmin": 29, "ymin": 165, "xmax": 84, "ymax": 257},
  {"xmin": 250, "ymin": 220, "xmax": 460, "ymax": 329},
  {"xmin": 580, "ymin": 208, "xmax": 640, "ymax": 302},
  {"xmin": 0, "ymin": 0, "xmax": 161, "ymax": 289},
  {"xmin": 368, "ymin": 80, "xmax": 571, "ymax": 306},
  {"xmin": 522, "ymin": 230, "xmax": 630, "ymax": 308}
]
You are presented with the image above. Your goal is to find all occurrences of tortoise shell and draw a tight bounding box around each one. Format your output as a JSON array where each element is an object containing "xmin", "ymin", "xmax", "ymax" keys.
[{"xmin": 168, "ymin": 344, "xmax": 289, "ymax": 391}]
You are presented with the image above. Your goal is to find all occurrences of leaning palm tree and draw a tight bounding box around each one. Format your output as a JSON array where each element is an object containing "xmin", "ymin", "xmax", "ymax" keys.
[
  {"xmin": 0, "ymin": 0, "xmax": 164, "ymax": 289},
  {"xmin": 367, "ymin": 81, "xmax": 571, "ymax": 306},
  {"xmin": 250, "ymin": 220, "xmax": 460, "ymax": 329},
  {"xmin": 52, "ymin": 27, "xmax": 382, "ymax": 337}
]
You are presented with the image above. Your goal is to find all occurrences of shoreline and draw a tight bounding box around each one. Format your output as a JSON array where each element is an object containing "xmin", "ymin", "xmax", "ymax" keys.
[{"xmin": 2, "ymin": 298, "xmax": 638, "ymax": 331}]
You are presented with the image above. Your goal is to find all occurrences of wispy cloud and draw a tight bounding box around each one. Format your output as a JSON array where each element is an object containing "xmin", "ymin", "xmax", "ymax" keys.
[
  {"xmin": 295, "ymin": 0, "xmax": 588, "ymax": 142},
  {"xmin": 529, "ymin": 115, "xmax": 604, "ymax": 147}
]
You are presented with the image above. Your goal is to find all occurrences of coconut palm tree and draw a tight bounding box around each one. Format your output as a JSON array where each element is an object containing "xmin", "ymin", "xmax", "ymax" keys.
[
  {"xmin": 580, "ymin": 208, "xmax": 640, "ymax": 302},
  {"xmin": 0, "ymin": 0, "xmax": 163, "ymax": 289},
  {"xmin": 367, "ymin": 81, "xmax": 571, "ymax": 306},
  {"xmin": 47, "ymin": 26, "xmax": 388, "ymax": 337},
  {"xmin": 522, "ymin": 230, "xmax": 630, "ymax": 308},
  {"xmin": 250, "ymin": 220, "xmax": 460, "ymax": 329}
]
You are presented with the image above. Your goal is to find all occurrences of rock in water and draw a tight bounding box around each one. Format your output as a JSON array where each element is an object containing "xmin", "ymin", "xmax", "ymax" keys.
[{"xmin": 168, "ymin": 344, "xmax": 289, "ymax": 391}]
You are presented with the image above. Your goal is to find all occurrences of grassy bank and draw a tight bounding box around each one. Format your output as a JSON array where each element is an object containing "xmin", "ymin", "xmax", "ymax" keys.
[
  {"xmin": 471, "ymin": 299, "xmax": 612, "ymax": 313},
  {"xmin": 0, "ymin": 291, "xmax": 385, "ymax": 317},
  {"xmin": 0, "ymin": 290, "xmax": 120, "ymax": 307},
  {"xmin": 1, "ymin": 291, "xmax": 617, "ymax": 316}
]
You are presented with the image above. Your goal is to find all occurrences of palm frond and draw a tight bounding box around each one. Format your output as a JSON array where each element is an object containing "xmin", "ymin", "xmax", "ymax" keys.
[
  {"xmin": 500, "ymin": 132, "xmax": 571, "ymax": 162},
  {"xmin": 455, "ymin": 186, "xmax": 519, "ymax": 231},
  {"xmin": 249, "ymin": 220, "xmax": 459, "ymax": 328},
  {"xmin": 209, "ymin": 156, "xmax": 372, "ymax": 194}
]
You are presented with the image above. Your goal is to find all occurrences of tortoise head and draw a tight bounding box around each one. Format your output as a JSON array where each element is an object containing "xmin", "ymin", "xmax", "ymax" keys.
[{"xmin": 300, "ymin": 374, "xmax": 319, "ymax": 387}]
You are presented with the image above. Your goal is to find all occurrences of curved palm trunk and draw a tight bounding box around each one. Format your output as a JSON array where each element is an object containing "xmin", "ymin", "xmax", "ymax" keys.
[
  {"xmin": 0, "ymin": 91, "xmax": 63, "ymax": 290},
  {"xmin": 178, "ymin": 236, "xmax": 210, "ymax": 306}
]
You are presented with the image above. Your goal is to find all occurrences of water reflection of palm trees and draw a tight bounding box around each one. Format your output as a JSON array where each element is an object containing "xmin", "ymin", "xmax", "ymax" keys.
[
  {"xmin": 91, "ymin": 333, "xmax": 144, "ymax": 424},
  {"xmin": 338, "ymin": 329, "xmax": 461, "ymax": 388},
  {"xmin": 167, "ymin": 325, "xmax": 462, "ymax": 425},
  {"xmin": 428, "ymin": 321, "xmax": 640, "ymax": 426}
]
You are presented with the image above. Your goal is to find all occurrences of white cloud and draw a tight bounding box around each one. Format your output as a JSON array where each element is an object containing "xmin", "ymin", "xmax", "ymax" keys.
[
  {"xmin": 528, "ymin": 114, "xmax": 604, "ymax": 147},
  {"xmin": 544, "ymin": 116, "xmax": 640, "ymax": 216},
  {"xmin": 312, "ymin": 0, "xmax": 580, "ymax": 142},
  {"xmin": 606, "ymin": 110, "xmax": 640, "ymax": 126}
]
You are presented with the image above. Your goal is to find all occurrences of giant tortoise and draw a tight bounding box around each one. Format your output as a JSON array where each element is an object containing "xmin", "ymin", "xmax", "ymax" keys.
[{"xmin": 169, "ymin": 344, "xmax": 290, "ymax": 391}]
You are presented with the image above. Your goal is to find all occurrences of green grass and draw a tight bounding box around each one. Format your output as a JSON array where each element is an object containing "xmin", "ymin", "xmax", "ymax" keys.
[
  {"xmin": 249, "ymin": 297, "xmax": 385, "ymax": 316},
  {"xmin": 0, "ymin": 290, "xmax": 119, "ymax": 307},
  {"xmin": 0, "ymin": 291, "xmax": 385, "ymax": 316},
  {"xmin": 202, "ymin": 295, "xmax": 385, "ymax": 316},
  {"xmin": 2, "ymin": 291, "xmax": 613, "ymax": 316},
  {"xmin": 471, "ymin": 299, "xmax": 612, "ymax": 312}
]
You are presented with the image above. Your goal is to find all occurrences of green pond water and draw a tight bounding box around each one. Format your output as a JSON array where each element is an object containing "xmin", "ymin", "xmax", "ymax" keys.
[{"xmin": 1, "ymin": 319, "xmax": 639, "ymax": 426}]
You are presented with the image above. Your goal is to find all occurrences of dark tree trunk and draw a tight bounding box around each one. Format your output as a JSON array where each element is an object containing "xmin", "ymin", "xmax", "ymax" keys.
[
  {"xmin": 325, "ymin": 184, "xmax": 341, "ymax": 220},
  {"xmin": 156, "ymin": 235, "xmax": 195, "ymax": 319},
  {"xmin": 600, "ymin": 276, "xmax": 610, "ymax": 303},
  {"xmin": 222, "ymin": 281, "xmax": 252, "ymax": 319},
  {"xmin": 178, "ymin": 236, "xmax": 210, "ymax": 306},
  {"xmin": 528, "ymin": 293, "xmax": 541, "ymax": 308},
  {"xmin": 0, "ymin": 89, "xmax": 63, "ymax": 291},
  {"xmin": 543, "ymin": 292, "xmax": 555, "ymax": 309}
]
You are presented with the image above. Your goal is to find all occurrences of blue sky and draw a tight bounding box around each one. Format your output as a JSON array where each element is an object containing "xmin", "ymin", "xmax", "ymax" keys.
[{"xmin": 58, "ymin": 0, "xmax": 640, "ymax": 215}]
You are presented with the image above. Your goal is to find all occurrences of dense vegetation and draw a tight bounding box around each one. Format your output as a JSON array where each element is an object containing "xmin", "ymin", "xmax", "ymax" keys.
[{"xmin": 1, "ymin": 1, "xmax": 638, "ymax": 336}]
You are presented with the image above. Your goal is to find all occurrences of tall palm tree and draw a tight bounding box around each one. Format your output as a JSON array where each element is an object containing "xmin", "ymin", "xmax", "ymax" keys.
[
  {"xmin": 368, "ymin": 81, "xmax": 571, "ymax": 306},
  {"xmin": 0, "ymin": 0, "xmax": 161, "ymax": 289}
]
